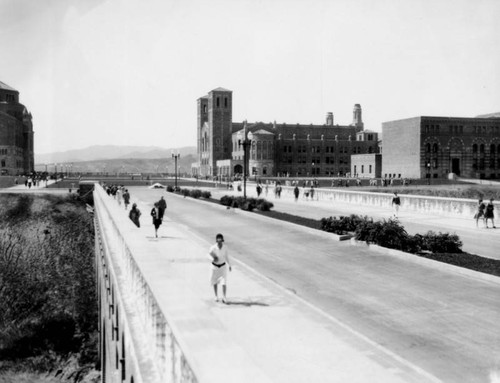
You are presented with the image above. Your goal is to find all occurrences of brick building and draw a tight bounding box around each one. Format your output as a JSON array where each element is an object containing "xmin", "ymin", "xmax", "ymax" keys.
[
  {"xmin": 0, "ymin": 81, "xmax": 34, "ymax": 175},
  {"xmin": 193, "ymin": 88, "xmax": 379, "ymax": 178},
  {"xmin": 382, "ymin": 115, "xmax": 500, "ymax": 179}
]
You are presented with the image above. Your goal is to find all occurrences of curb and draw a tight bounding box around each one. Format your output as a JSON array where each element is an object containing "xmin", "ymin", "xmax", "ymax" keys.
[{"xmin": 349, "ymin": 239, "xmax": 500, "ymax": 285}]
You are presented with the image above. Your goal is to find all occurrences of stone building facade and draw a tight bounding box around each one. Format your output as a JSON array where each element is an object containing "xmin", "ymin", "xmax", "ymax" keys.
[
  {"xmin": 193, "ymin": 88, "xmax": 379, "ymax": 178},
  {"xmin": 0, "ymin": 81, "xmax": 34, "ymax": 175},
  {"xmin": 382, "ymin": 116, "xmax": 500, "ymax": 179},
  {"xmin": 351, "ymin": 153, "xmax": 382, "ymax": 178}
]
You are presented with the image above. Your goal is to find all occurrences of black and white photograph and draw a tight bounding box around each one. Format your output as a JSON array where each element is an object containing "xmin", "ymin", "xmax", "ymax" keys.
[{"xmin": 1, "ymin": 0, "xmax": 499, "ymax": 382}]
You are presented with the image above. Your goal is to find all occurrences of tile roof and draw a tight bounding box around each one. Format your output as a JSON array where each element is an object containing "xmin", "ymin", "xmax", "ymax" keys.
[
  {"xmin": 0, "ymin": 81, "xmax": 18, "ymax": 92},
  {"xmin": 211, "ymin": 87, "xmax": 232, "ymax": 92}
]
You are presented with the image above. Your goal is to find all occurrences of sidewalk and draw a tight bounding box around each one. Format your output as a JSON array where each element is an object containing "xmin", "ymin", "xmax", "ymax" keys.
[
  {"xmin": 207, "ymin": 183, "xmax": 500, "ymax": 260},
  {"xmin": 99, "ymin": 188, "xmax": 444, "ymax": 383}
]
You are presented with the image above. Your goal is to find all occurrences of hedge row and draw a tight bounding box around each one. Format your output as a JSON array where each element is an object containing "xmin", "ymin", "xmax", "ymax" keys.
[
  {"xmin": 321, "ymin": 215, "xmax": 463, "ymax": 254},
  {"xmin": 167, "ymin": 186, "xmax": 212, "ymax": 199},
  {"xmin": 219, "ymin": 195, "xmax": 274, "ymax": 212}
]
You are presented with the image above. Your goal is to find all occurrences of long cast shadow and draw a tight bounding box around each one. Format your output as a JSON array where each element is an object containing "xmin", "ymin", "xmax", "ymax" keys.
[{"xmin": 223, "ymin": 299, "xmax": 269, "ymax": 307}]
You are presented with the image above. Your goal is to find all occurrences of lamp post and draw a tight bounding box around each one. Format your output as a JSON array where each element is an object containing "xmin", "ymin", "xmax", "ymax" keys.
[
  {"xmin": 426, "ymin": 161, "xmax": 431, "ymax": 185},
  {"xmin": 237, "ymin": 120, "xmax": 253, "ymax": 199},
  {"xmin": 172, "ymin": 151, "xmax": 180, "ymax": 190}
]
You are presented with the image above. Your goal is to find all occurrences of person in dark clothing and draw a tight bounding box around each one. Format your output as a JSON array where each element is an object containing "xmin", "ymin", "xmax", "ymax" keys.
[
  {"xmin": 475, "ymin": 199, "xmax": 486, "ymax": 228},
  {"xmin": 485, "ymin": 198, "xmax": 496, "ymax": 229},
  {"xmin": 123, "ymin": 189, "xmax": 131, "ymax": 210},
  {"xmin": 256, "ymin": 184, "xmax": 262, "ymax": 197},
  {"xmin": 293, "ymin": 185, "xmax": 300, "ymax": 202},
  {"xmin": 129, "ymin": 203, "xmax": 141, "ymax": 228},
  {"xmin": 158, "ymin": 196, "xmax": 167, "ymax": 219},
  {"xmin": 151, "ymin": 202, "xmax": 162, "ymax": 238},
  {"xmin": 392, "ymin": 192, "xmax": 401, "ymax": 218}
]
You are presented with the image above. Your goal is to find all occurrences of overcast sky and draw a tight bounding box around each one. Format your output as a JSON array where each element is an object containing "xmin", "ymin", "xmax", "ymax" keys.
[{"xmin": 1, "ymin": 0, "xmax": 499, "ymax": 154}]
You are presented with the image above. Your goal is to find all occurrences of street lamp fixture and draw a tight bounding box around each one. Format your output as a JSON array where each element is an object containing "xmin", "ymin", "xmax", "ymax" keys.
[
  {"xmin": 426, "ymin": 161, "xmax": 431, "ymax": 185},
  {"xmin": 172, "ymin": 151, "xmax": 181, "ymax": 190},
  {"xmin": 237, "ymin": 120, "xmax": 253, "ymax": 199}
]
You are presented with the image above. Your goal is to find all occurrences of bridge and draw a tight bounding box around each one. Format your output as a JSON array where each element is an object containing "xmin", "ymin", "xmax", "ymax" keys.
[{"xmin": 93, "ymin": 183, "xmax": 500, "ymax": 383}]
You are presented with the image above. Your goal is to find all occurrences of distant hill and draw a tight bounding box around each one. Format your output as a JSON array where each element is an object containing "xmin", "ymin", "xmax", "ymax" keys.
[
  {"xmin": 476, "ymin": 112, "xmax": 500, "ymax": 118},
  {"xmin": 34, "ymin": 145, "xmax": 198, "ymax": 175},
  {"xmin": 35, "ymin": 145, "xmax": 197, "ymax": 164}
]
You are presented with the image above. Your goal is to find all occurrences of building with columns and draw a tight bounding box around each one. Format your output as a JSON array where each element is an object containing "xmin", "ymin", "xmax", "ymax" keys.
[
  {"xmin": 382, "ymin": 115, "xmax": 500, "ymax": 180},
  {"xmin": 193, "ymin": 87, "xmax": 379, "ymax": 178},
  {"xmin": 0, "ymin": 81, "xmax": 34, "ymax": 175}
]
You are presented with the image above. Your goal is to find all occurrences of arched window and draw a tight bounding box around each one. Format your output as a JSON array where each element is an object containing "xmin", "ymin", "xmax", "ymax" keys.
[
  {"xmin": 426, "ymin": 143, "xmax": 431, "ymax": 153},
  {"xmin": 491, "ymin": 144, "xmax": 496, "ymax": 155},
  {"xmin": 433, "ymin": 143, "xmax": 438, "ymax": 153},
  {"xmin": 480, "ymin": 144, "xmax": 485, "ymax": 154},
  {"xmin": 473, "ymin": 144, "xmax": 478, "ymax": 154},
  {"xmin": 0, "ymin": 160, "xmax": 5, "ymax": 167}
]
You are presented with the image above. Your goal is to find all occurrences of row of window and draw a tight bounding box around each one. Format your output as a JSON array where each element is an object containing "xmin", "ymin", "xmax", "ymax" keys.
[
  {"xmin": 426, "ymin": 143, "xmax": 500, "ymax": 154},
  {"xmin": 472, "ymin": 159, "xmax": 500, "ymax": 170},
  {"xmin": 281, "ymin": 156, "xmax": 349, "ymax": 164},
  {"xmin": 425, "ymin": 124, "xmax": 500, "ymax": 134},
  {"xmin": 285, "ymin": 145, "xmax": 375, "ymax": 154},
  {"xmin": 3, "ymin": 94, "xmax": 15, "ymax": 102},
  {"xmin": 353, "ymin": 165, "xmax": 374, "ymax": 174},
  {"xmin": 278, "ymin": 168, "xmax": 348, "ymax": 176},
  {"xmin": 215, "ymin": 96, "xmax": 229, "ymax": 109}
]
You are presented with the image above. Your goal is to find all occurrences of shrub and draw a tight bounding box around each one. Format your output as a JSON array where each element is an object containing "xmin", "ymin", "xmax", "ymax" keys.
[
  {"xmin": 220, "ymin": 195, "xmax": 234, "ymax": 207},
  {"xmin": 355, "ymin": 218, "xmax": 410, "ymax": 251},
  {"xmin": 256, "ymin": 199, "xmax": 274, "ymax": 211},
  {"xmin": 189, "ymin": 189, "xmax": 202, "ymax": 199},
  {"xmin": 320, "ymin": 214, "xmax": 365, "ymax": 234},
  {"xmin": 201, "ymin": 191, "xmax": 212, "ymax": 199},
  {"xmin": 166, "ymin": 185, "xmax": 174, "ymax": 192},
  {"xmin": 181, "ymin": 188, "xmax": 190, "ymax": 197},
  {"xmin": 420, "ymin": 231, "xmax": 463, "ymax": 253},
  {"xmin": 218, "ymin": 196, "xmax": 273, "ymax": 211}
]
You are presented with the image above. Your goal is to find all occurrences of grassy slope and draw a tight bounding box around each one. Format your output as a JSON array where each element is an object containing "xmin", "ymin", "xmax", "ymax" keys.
[{"xmin": 0, "ymin": 193, "xmax": 98, "ymax": 382}]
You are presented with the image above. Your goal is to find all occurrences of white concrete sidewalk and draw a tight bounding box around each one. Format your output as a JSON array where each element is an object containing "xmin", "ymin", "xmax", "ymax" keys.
[{"xmin": 101, "ymin": 190, "xmax": 442, "ymax": 383}]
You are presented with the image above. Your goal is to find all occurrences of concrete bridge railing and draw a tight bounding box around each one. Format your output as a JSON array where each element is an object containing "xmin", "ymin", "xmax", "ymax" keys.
[
  {"xmin": 278, "ymin": 186, "xmax": 485, "ymax": 219},
  {"xmin": 93, "ymin": 184, "xmax": 197, "ymax": 383}
]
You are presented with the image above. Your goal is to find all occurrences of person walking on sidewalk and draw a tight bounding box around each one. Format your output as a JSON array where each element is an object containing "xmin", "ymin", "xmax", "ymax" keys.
[
  {"xmin": 158, "ymin": 196, "xmax": 167, "ymax": 219},
  {"xmin": 256, "ymin": 183, "xmax": 262, "ymax": 197},
  {"xmin": 485, "ymin": 198, "xmax": 496, "ymax": 228},
  {"xmin": 293, "ymin": 185, "xmax": 300, "ymax": 202},
  {"xmin": 129, "ymin": 203, "xmax": 141, "ymax": 228},
  {"xmin": 123, "ymin": 189, "xmax": 130, "ymax": 210},
  {"xmin": 150, "ymin": 202, "xmax": 162, "ymax": 238},
  {"xmin": 475, "ymin": 199, "xmax": 486, "ymax": 227},
  {"xmin": 392, "ymin": 192, "xmax": 401, "ymax": 218},
  {"xmin": 208, "ymin": 233, "xmax": 232, "ymax": 304}
]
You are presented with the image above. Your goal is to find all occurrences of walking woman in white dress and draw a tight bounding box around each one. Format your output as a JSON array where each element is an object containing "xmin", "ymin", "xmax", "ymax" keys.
[{"xmin": 208, "ymin": 233, "xmax": 232, "ymax": 303}]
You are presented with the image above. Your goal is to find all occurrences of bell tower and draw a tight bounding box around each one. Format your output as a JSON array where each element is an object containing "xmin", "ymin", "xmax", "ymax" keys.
[
  {"xmin": 207, "ymin": 88, "xmax": 232, "ymax": 176},
  {"xmin": 352, "ymin": 104, "xmax": 363, "ymax": 128}
]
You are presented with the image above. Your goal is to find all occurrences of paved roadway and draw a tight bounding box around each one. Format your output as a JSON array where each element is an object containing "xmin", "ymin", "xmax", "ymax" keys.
[
  {"xmin": 206, "ymin": 184, "xmax": 500, "ymax": 260},
  {"xmin": 130, "ymin": 186, "xmax": 500, "ymax": 383}
]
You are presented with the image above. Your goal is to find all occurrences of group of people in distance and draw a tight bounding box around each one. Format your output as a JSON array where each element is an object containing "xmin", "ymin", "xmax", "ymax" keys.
[{"xmin": 475, "ymin": 198, "xmax": 496, "ymax": 228}]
